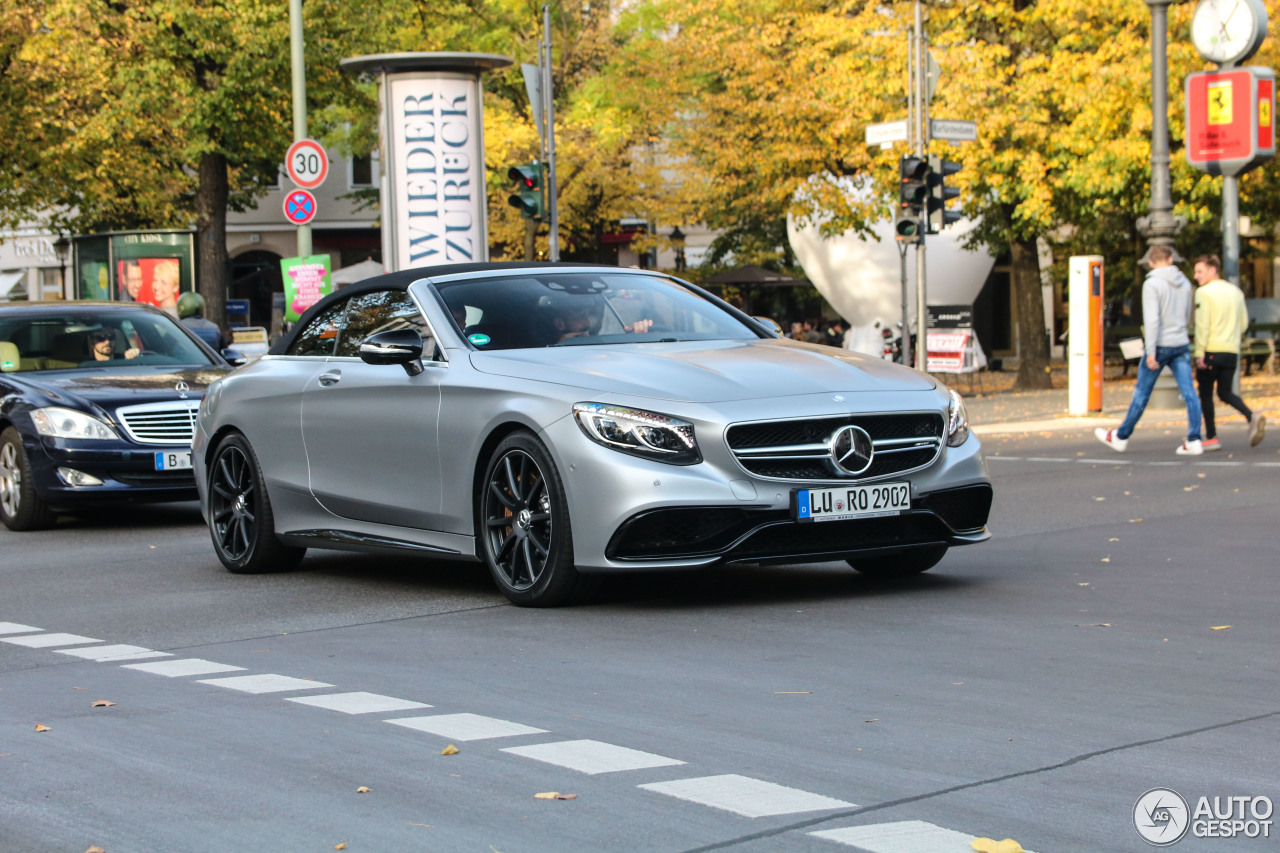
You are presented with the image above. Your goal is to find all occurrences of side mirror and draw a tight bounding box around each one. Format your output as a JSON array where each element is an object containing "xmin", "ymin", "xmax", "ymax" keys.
[
  {"xmin": 359, "ymin": 328, "xmax": 425, "ymax": 376},
  {"xmin": 753, "ymin": 316, "xmax": 783, "ymax": 336},
  {"xmin": 221, "ymin": 348, "xmax": 247, "ymax": 367}
]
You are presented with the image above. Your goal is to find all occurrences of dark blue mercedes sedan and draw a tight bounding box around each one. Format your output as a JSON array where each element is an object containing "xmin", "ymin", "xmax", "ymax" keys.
[{"xmin": 0, "ymin": 302, "xmax": 234, "ymax": 530}]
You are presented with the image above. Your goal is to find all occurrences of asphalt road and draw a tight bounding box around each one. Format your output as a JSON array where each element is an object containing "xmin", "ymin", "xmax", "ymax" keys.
[{"xmin": 2, "ymin": 426, "xmax": 1278, "ymax": 853}]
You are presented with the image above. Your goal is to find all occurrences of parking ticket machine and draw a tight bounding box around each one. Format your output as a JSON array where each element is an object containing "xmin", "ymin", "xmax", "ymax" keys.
[{"xmin": 1068, "ymin": 256, "xmax": 1104, "ymax": 414}]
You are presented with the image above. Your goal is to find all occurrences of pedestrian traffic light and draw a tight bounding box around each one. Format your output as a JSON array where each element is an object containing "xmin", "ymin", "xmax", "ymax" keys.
[
  {"xmin": 507, "ymin": 162, "xmax": 545, "ymax": 220},
  {"xmin": 896, "ymin": 156, "xmax": 928, "ymax": 243},
  {"xmin": 927, "ymin": 156, "xmax": 962, "ymax": 233}
]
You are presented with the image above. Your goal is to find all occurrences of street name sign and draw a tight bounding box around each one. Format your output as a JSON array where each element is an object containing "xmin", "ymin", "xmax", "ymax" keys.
[
  {"xmin": 286, "ymin": 138, "xmax": 329, "ymax": 189},
  {"xmin": 283, "ymin": 189, "xmax": 318, "ymax": 225},
  {"xmin": 1186, "ymin": 67, "xmax": 1275, "ymax": 176},
  {"xmin": 866, "ymin": 120, "xmax": 908, "ymax": 146},
  {"xmin": 930, "ymin": 119, "xmax": 978, "ymax": 142}
]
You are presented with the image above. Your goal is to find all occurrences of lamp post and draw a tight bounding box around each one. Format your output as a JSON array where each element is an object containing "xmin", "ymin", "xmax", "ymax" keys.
[
  {"xmin": 1137, "ymin": 0, "xmax": 1186, "ymax": 409},
  {"xmin": 669, "ymin": 226, "xmax": 686, "ymax": 273},
  {"xmin": 52, "ymin": 236, "xmax": 70, "ymax": 301}
]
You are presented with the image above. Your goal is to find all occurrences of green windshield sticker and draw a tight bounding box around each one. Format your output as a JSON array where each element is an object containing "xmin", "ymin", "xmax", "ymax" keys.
[
  {"xmin": 1, "ymin": 360, "xmax": 15, "ymax": 370},
  {"xmin": 468, "ymin": 333, "xmax": 491, "ymax": 346}
]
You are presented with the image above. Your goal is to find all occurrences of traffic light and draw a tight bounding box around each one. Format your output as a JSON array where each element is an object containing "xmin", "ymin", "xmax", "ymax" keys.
[
  {"xmin": 507, "ymin": 161, "xmax": 545, "ymax": 220},
  {"xmin": 927, "ymin": 156, "xmax": 962, "ymax": 233},
  {"xmin": 896, "ymin": 156, "xmax": 928, "ymax": 243}
]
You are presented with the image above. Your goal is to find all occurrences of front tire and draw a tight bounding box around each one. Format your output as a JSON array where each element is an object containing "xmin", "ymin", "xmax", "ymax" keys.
[
  {"xmin": 206, "ymin": 433, "xmax": 304, "ymax": 574},
  {"xmin": 0, "ymin": 427, "xmax": 57, "ymax": 531},
  {"xmin": 479, "ymin": 431, "xmax": 598, "ymax": 607},
  {"xmin": 848, "ymin": 544, "xmax": 948, "ymax": 578}
]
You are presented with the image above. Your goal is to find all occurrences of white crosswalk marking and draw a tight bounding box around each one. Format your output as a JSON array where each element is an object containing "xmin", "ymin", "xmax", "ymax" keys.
[
  {"xmin": 122, "ymin": 659, "xmax": 246, "ymax": 677},
  {"xmin": 811, "ymin": 821, "xmax": 1038, "ymax": 853},
  {"xmin": 502, "ymin": 739, "xmax": 685, "ymax": 775},
  {"xmin": 286, "ymin": 692, "xmax": 431, "ymax": 714},
  {"xmin": 1, "ymin": 633, "xmax": 101, "ymax": 648},
  {"xmin": 198, "ymin": 674, "xmax": 334, "ymax": 693},
  {"xmin": 385, "ymin": 713, "xmax": 547, "ymax": 741},
  {"xmin": 0, "ymin": 622, "xmax": 42, "ymax": 634},
  {"xmin": 56, "ymin": 644, "xmax": 170, "ymax": 661},
  {"xmin": 639, "ymin": 774, "xmax": 853, "ymax": 817}
]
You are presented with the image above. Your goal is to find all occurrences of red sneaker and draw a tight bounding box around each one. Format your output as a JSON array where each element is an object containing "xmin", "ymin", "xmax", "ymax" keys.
[{"xmin": 1202, "ymin": 438, "xmax": 1221, "ymax": 452}]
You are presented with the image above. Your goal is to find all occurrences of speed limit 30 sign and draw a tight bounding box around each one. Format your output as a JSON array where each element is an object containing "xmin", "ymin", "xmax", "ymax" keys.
[{"xmin": 286, "ymin": 138, "xmax": 329, "ymax": 189}]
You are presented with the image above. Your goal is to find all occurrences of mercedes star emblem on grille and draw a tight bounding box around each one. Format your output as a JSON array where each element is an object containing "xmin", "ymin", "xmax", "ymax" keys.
[
  {"xmin": 174, "ymin": 381, "xmax": 190, "ymax": 399},
  {"xmin": 829, "ymin": 424, "xmax": 874, "ymax": 475}
]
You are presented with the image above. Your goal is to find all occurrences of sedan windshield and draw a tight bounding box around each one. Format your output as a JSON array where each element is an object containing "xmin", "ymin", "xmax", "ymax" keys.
[
  {"xmin": 436, "ymin": 272, "xmax": 765, "ymax": 351},
  {"xmin": 0, "ymin": 310, "xmax": 216, "ymax": 372}
]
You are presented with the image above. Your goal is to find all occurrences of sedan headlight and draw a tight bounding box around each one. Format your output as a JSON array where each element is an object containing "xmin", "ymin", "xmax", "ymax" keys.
[
  {"xmin": 573, "ymin": 403, "xmax": 701, "ymax": 465},
  {"xmin": 31, "ymin": 406, "xmax": 121, "ymax": 441},
  {"xmin": 947, "ymin": 389, "xmax": 970, "ymax": 447}
]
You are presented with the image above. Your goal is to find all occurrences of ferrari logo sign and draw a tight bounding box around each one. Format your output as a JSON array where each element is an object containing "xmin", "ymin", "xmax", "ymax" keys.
[
  {"xmin": 1186, "ymin": 67, "xmax": 1276, "ymax": 176},
  {"xmin": 1208, "ymin": 81, "xmax": 1233, "ymax": 124}
]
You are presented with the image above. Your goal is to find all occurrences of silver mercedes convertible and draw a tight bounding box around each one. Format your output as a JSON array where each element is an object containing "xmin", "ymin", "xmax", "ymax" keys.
[{"xmin": 193, "ymin": 263, "xmax": 992, "ymax": 606}]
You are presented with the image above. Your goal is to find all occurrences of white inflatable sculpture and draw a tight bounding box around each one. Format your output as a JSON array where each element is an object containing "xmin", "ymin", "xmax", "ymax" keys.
[{"xmin": 787, "ymin": 204, "xmax": 995, "ymax": 356}]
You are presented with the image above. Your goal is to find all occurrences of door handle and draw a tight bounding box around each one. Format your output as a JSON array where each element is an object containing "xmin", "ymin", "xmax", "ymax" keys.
[{"xmin": 318, "ymin": 371, "xmax": 341, "ymax": 386}]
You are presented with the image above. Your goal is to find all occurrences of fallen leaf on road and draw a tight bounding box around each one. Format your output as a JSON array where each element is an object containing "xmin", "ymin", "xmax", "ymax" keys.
[
  {"xmin": 441, "ymin": 744, "xmax": 459, "ymax": 755},
  {"xmin": 971, "ymin": 838, "xmax": 1024, "ymax": 853},
  {"xmin": 1183, "ymin": 485, "xmax": 1198, "ymax": 492},
  {"xmin": 34, "ymin": 723, "xmax": 50, "ymax": 732},
  {"xmin": 1129, "ymin": 518, "xmax": 1143, "ymax": 523},
  {"xmin": 72, "ymin": 686, "xmax": 87, "ymax": 690},
  {"xmin": 334, "ymin": 844, "xmax": 346, "ymax": 850},
  {"xmin": 865, "ymin": 719, "xmax": 878, "ymax": 723},
  {"xmin": 91, "ymin": 700, "xmax": 115, "ymax": 708},
  {"xmin": 85, "ymin": 847, "xmax": 106, "ymax": 853},
  {"xmin": 1108, "ymin": 538, "xmax": 1118, "ymax": 542},
  {"xmin": 1076, "ymin": 623, "xmax": 1111, "ymax": 628},
  {"xmin": 1211, "ymin": 626, "xmax": 1231, "ymax": 631},
  {"xmin": 356, "ymin": 787, "xmax": 370, "ymax": 793},
  {"xmin": 1078, "ymin": 583, "xmax": 1090, "ymax": 586},
  {"xmin": 1196, "ymin": 473, "xmax": 1206, "ymax": 479},
  {"xmin": 1094, "ymin": 496, "xmax": 1105, "ymax": 501},
  {"xmin": 774, "ymin": 691, "xmax": 811, "ymax": 694},
  {"xmin": 535, "ymin": 792, "xmax": 577, "ymax": 800},
  {"xmin": 1100, "ymin": 557, "xmax": 1110, "ymax": 563}
]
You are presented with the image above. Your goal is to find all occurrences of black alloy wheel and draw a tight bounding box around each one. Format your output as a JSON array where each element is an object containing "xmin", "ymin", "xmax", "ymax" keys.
[
  {"xmin": 207, "ymin": 433, "xmax": 304, "ymax": 574},
  {"xmin": 847, "ymin": 544, "xmax": 948, "ymax": 578},
  {"xmin": 0, "ymin": 427, "xmax": 57, "ymax": 531},
  {"xmin": 479, "ymin": 431, "xmax": 598, "ymax": 607}
]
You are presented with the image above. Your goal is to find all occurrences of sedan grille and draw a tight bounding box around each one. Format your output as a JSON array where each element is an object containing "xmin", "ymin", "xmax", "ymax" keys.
[
  {"xmin": 115, "ymin": 401, "xmax": 200, "ymax": 446},
  {"xmin": 725, "ymin": 412, "xmax": 943, "ymax": 482}
]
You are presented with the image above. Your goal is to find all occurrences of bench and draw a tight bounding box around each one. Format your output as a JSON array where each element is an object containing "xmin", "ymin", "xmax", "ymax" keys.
[
  {"xmin": 1243, "ymin": 321, "xmax": 1280, "ymax": 375},
  {"xmin": 1103, "ymin": 325, "xmax": 1144, "ymax": 375}
]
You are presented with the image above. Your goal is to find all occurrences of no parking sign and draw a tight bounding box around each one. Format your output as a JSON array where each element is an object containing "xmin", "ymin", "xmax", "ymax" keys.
[{"xmin": 283, "ymin": 189, "xmax": 317, "ymax": 225}]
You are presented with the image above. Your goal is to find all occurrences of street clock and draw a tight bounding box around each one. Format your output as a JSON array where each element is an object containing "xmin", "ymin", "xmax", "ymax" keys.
[{"xmin": 1190, "ymin": 0, "xmax": 1268, "ymax": 66}]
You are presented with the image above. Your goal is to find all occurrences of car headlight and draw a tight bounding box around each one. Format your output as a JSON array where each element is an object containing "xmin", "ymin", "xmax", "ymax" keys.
[
  {"xmin": 31, "ymin": 406, "xmax": 121, "ymax": 441},
  {"xmin": 947, "ymin": 389, "xmax": 970, "ymax": 447},
  {"xmin": 573, "ymin": 402, "xmax": 701, "ymax": 465}
]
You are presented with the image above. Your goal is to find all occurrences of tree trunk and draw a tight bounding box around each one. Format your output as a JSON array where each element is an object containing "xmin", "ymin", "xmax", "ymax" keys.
[
  {"xmin": 195, "ymin": 152, "xmax": 229, "ymax": 337},
  {"xmin": 1011, "ymin": 234, "xmax": 1052, "ymax": 389}
]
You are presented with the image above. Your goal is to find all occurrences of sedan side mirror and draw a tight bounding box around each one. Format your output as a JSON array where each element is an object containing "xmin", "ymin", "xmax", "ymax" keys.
[
  {"xmin": 753, "ymin": 316, "xmax": 783, "ymax": 336},
  {"xmin": 221, "ymin": 348, "xmax": 248, "ymax": 367},
  {"xmin": 359, "ymin": 328, "xmax": 425, "ymax": 376}
]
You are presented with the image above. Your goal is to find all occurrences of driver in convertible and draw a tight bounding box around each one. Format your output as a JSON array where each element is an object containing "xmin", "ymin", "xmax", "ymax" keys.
[
  {"xmin": 544, "ymin": 293, "xmax": 654, "ymax": 343},
  {"xmin": 89, "ymin": 330, "xmax": 141, "ymax": 361}
]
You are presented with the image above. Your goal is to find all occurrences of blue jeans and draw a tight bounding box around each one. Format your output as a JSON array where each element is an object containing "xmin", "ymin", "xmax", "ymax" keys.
[{"xmin": 1117, "ymin": 345, "xmax": 1202, "ymax": 441}]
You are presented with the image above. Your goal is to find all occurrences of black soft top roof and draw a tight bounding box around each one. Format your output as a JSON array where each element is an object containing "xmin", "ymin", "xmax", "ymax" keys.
[{"xmin": 268, "ymin": 262, "xmax": 629, "ymax": 355}]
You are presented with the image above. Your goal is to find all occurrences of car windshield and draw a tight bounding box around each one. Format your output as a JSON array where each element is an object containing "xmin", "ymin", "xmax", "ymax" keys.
[
  {"xmin": 436, "ymin": 272, "xmax": 764, "ymax": 351},
  {"xmin": 0, "ymin": 310, "xmax": 217, "ymax": 372}
]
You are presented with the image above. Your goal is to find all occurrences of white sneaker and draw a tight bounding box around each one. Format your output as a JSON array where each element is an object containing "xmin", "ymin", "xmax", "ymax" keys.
[
  {"xmin": 1095, "ymin": 428, "xmax": 1128, "ymax": 452},
  {"xmin": 1176, "ymin": 439, "xmax": 1203, "ymax": 456},
  {"xmin": 1249, "ymin": 414, "xmax": 1266, "ymax": 447}
]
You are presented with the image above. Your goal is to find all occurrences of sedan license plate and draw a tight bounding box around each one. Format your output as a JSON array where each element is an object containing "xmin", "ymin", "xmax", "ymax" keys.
[
  {"xmin": 793, "ymin": 482, "xmax": 910, "ymax": 522},
  {"xmin": 154, "ymin": 450, "xmax": 193, "ymax": 471}
]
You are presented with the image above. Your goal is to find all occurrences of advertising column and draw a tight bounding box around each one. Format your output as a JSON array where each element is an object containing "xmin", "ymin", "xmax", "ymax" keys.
[{"xmin": 341, "ymin": 53, "xmax": 513, "ymax": 271}]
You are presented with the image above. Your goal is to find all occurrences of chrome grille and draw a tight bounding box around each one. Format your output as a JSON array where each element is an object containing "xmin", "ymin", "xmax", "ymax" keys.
[
  {"xmin": 726, "ymin": 412, "xmax": 943, "ymax": 482},
  {"xmin": 115, "ymin": 401, "xmax": 200, "ymax": 446}
]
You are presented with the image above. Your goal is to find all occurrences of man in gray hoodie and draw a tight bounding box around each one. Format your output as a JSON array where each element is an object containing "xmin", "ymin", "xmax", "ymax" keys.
[{"xmin": 1096, "ymin": 245, "xmax": 1204, "ymax": 454}]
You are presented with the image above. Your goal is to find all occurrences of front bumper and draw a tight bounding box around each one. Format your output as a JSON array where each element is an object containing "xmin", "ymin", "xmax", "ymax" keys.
[
  {"xmin": 541, "ymin": 391, "xmax": 992, "ymax": 572},
  {"xmin": 25, "ymin": 433, "xmax": 197, "ymax": 509}
]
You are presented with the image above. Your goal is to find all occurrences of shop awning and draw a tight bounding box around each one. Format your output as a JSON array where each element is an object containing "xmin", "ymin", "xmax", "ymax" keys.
[{"xmin": 0, "ymin": 270, "xmax": 26, "ymax": 300}]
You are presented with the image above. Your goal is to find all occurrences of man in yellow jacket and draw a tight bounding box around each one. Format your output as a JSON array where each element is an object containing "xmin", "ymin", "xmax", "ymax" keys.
[{"xmin": 1193, "ymin": 254, "xmax": 1265, "ymax": 450}]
